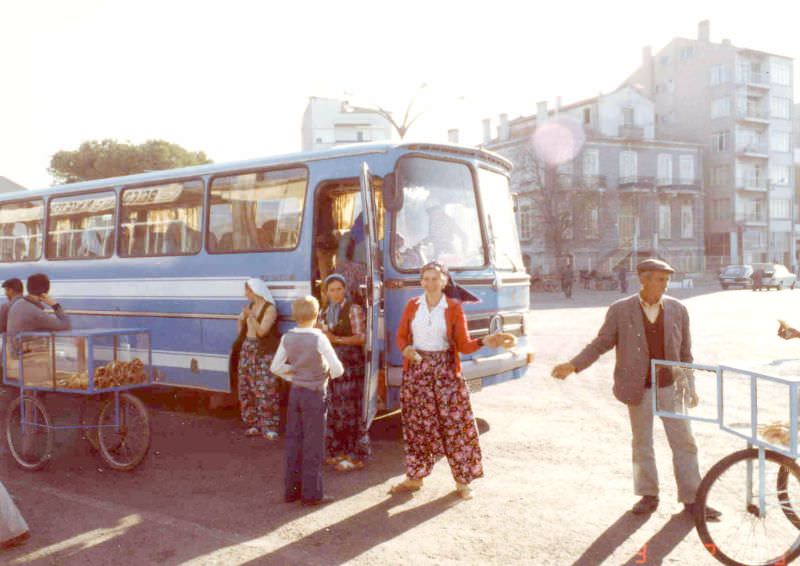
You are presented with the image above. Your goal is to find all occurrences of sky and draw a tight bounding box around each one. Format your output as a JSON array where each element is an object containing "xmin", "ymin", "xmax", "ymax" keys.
[{"xmin": 1, "ymin": 0, "xmax": 798, "ymax": 189}]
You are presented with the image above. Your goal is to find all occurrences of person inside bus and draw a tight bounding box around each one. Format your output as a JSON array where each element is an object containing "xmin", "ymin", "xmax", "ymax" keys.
[
  {"xmin": 391, "ymin": 261, "xmax": 513, "ymax": 500},
  {"xmin": 421, "ymin": 204, "xmax": 468, "ymax": 261},
  {"xmin": 317, "ymin": 273, "xmax": 370, "ymax": 472},
  {"xmin": 7, "ymin": 273, "xmax": 71, "ymax": 335},
  {"xmin": 335, "ymin": 213, "xmax": 367, "ymax": 304},
  {"xmin": 0, "ymin": 278, "xmax": 24, "ymax": 333},
  {"xmin": 235, "ymin": 278, "xmax": 281, "ymax": 440}
]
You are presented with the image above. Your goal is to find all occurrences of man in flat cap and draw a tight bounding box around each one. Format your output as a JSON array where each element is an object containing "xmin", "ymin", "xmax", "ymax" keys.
[
  {"xmin": 551, "ymin": 258, "xmax": 718, "ymax": 519},
  {"xmin": 0, "ymin": 278, "xmax": 24, "ymax": 333}
]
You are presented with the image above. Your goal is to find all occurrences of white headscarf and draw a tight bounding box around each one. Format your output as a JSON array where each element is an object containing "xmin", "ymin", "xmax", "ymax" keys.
[{"xmin": 245, "ymin": 278, "xmax": 275, "ymax": 305}]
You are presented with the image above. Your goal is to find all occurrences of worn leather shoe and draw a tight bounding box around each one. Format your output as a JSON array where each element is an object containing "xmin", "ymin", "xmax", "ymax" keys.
[
  {"xmin": 631, "ymin": 495, "xmax": 659, "ymax": 515},
  {"xmin": 301, "ymin": 495, "xmax": 335, "ymax": 507},
  {"xmin": 684, "ymin": 503, "xmax": 722, "ymax": 521}
]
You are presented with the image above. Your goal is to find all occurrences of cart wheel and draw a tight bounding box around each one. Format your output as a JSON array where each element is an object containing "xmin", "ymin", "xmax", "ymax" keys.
[
  {"xmin": 694, "ymin": 448, "xmax": 800, "ymax": 566},
  {"xmin": 777, "ymin": 464, "xmax": 800, "ymax": 530},
  {"xmin": 79, "ymin": 396, "xmax": 102, "ymax": 451},
  {"xmin": 5, "ymin": 395, "xmax": 53, "ymax": 471},
  {"xmin": 97, "ymin": 393, "xmax": 150, "ymax": 471}
]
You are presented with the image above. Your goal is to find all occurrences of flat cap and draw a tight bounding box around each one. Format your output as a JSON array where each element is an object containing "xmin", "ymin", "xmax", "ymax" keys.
[{"xmin": 636, "ymin": 258, "xmax": 675, "ymax": 274}]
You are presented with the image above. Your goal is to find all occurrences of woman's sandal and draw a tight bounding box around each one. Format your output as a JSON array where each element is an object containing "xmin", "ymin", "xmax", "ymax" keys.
[
  {"xmin": 389, "ymin": 479, "xmax": 422, "ymax": 494},
  {"xmin": 455, "ymin": 483, "xmax": 473, "ymax": 500},
  {"xmin": 334, "ymin": 458, "xmax": 365, "ymax": 472},
  {"xmin": 325, "ymin": 455, "xmax": 346, "ymax": 466}
]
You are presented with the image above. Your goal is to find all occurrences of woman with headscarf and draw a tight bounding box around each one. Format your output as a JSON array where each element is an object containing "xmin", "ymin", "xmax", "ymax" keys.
[
  {"xmin": 391, "ymin": 261, "xmax": 514, "ymax": 499},
  {"xmin": 317, "ymin": 273, "xmax": 370, "ymax": 471},
  {"xmin": 235, "ymin": 278, "xmax": 281, "ymax": 439}
]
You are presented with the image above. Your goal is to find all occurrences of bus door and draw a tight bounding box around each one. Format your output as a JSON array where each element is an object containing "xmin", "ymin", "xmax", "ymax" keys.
[{"xmin": 359, "ymin": 162, "xmax": 382, "ymax": 429}]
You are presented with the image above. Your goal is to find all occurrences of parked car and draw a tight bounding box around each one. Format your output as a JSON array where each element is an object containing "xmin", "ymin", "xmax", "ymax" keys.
[
  {"xmin": 719, "ymin": 265, "xmax": 753, "ymax": 289},
  {"xmin": 751, "ymin": 263, "xmax": 797, "ymax": 290}
]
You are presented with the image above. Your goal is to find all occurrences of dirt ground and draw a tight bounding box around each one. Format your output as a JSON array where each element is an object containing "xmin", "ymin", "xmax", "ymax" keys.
[{"xmin": 2, "ymin": 284, "xmax": 799, "ymax": 565}]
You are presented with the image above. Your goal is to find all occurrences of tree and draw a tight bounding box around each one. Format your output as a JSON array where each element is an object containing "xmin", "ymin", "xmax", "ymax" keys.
[{"xmin": 49, "ymin": 139, "xmax": 212, "ymax": 184}]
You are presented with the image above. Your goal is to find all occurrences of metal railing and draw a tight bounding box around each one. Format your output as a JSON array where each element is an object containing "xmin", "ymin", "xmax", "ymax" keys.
[
  {"xmin": 735, "ymin": 176, "xmax": 768, "ymax": 190},
  {"xmin": 736, "ymin": 71, "xmax": 769, "ymax": 85},
  {"xmin": 617, "ymin": 176, "xmax": 655, "ymax": 189},
  {"xmin": 736, "ymin": 142, "xmax": 769, "ymax": 155}
]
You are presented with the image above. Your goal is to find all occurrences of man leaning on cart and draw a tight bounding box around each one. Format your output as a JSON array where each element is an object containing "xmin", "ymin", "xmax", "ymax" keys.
[
  {"xmin": 6, "ymin": 273, "xmax": 70, "ymax": 335},
  {"xmin": 551, "ymin": 259, "xmax": 721, "ymax": 520}
]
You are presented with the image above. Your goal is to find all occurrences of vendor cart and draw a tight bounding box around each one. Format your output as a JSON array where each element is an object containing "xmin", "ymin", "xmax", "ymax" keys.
[{"xmin": 2, "ymin": 328, "xmax": 152, "ymax": 472}]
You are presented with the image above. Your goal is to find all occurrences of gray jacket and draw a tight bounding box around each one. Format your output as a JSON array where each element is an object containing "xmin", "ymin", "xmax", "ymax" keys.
[
  {"xmin": 7, "ymin": 297, "xmax": 71, "ymax": 335},
  {"xmin": 570, "ymin": 294, "xmax": 693, "ymax": 405}
]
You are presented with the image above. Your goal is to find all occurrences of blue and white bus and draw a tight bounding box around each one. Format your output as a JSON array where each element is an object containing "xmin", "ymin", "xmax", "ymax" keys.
[{"xmin": 0, "ymin": 142, "xmax": 532, "ymax": 427}]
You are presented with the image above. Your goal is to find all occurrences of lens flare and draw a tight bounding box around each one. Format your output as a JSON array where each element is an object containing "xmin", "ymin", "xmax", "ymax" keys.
[{"xmin": 531, "ymin": 115, "xmax": 586, "ymax": 166}]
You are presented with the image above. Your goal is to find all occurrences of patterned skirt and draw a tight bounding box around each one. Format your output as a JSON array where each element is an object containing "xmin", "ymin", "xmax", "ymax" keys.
[
  {"xmin": 237, "ymin": 339, "xmax": 281, "ymax": 434},
  {"xmin": 400, "ymin": 350, "xmax": 484, "ymax": 485},
  {"xmin": 326, "ymin": 344, "xmax": 371, "ymax": 460}
]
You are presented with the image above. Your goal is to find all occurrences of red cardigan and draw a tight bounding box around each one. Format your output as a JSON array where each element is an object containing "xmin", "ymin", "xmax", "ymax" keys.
[{"xmin": 396, "ymin": 296, "xmax": 483, "ymax": 374}]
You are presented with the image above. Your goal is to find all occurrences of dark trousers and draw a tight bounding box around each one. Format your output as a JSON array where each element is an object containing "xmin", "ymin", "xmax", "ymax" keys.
[{"xmin": 284, "ymin": 384, "xmax": 327, "ymax": 502}]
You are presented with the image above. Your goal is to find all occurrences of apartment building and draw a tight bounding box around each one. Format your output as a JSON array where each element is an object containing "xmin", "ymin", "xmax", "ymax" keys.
[
  {"xmin": 624, "ymin": 20, "xmax": 795, "ymax": 268},
  {"xmin": 301, "ymin": 96, "xmax": 393, "ymax": 151}
]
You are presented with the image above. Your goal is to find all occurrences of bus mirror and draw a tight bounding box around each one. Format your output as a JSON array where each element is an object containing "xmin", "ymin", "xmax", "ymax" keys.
[{"xmin": 383, "ymin": 172, "xmax": 403, "ymax": 211}]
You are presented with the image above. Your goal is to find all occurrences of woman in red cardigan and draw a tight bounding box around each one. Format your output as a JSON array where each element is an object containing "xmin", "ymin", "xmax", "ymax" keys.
[{"xmin": 391, "ymin": 261, "xmax": 512, "ymax": 499}]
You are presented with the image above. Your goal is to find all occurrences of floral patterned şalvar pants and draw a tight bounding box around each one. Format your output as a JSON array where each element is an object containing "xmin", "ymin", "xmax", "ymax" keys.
[
  {"xmin": 238, "ymin": 339, "xmax": 280, "ymax": 435},
  {"xmin": 400, "ymin": 350, "xmax": 484, "ymax": 485},
  {"xmin": 326, "ymin": 344, "xmax": 371, "ymax": 461}
]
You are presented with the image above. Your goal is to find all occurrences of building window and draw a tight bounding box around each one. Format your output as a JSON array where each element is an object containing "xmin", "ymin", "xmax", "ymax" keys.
[
  {"xmin": 660, "ymin": 55, "xmax": 670, "ymax": 67},
  {"xmin": 563, "ymin": 210, "xmax": 573, "ymax": 240},
  {"xmin": 711, "ymin": 97, "xmax": 731, "ymax": 118},
  {"xmin": 47, "ymin": 192, "xmax": 116, "ymax": 260},
  {"xmin": 770, "ymin": 131, "xmax": 791, "ymax": 152},
  {"xmin": 583, "ymin": 108, "xmax": 591, "ymax": 125},
  {"xmin": 679, "ymin": 46, "xmax": 694, "ymax": 60},
  {"xmin": 622, "ymin": 107, "xmax": 634, "ymax": 126},
  {"xmin": 681, "ymin": 204, "xmax": 694, "ymax": 239},
  {"xmin": 582, "ymin": 149, "xmax": 599, "ymax": 176},
  {"xmin": 619, "ymin": 150, "xmax": 637, "ymax": 179},
  {"xmin": 517, "ymin": 204, "xmax": 534, "ymax": 241},
  {"xmin": 770, "ymin": 166, "xmax": 791, "ymax": 186},
  {"xmin": 712, "ymin": 198, "xmax": 731, "ymax": 221},
  {"xmin": 746, "ymin": 199, "xmax": 766, "ymax": 222},
  {"xmin": 586, "ymin": 206, "xmax": 599, "ymax": 239},
  {"xmin": 770, "ymin": 97, "xmax": 791, "ymax": 119},
  {"xmin": 770, "ymin": 61, "xmax": 791, "ymax": 85},
  {"xmin": 657, "ymin": 154, "xmax": 672, "ymax": 184},
  {"xmin": 0, "ymin": 199, "xmax": 44, "ymax": 262},
  {"xmin": 659, "ymin": 203, "xmax": 671, "ymax": 239},
  {"xmin": 711, "ymin": 131, "xmax": 730, "ymax": 152},
  {"xmin": 710, "ymin": 64, "xmax": 731, "ymax": 85},
  {"xmin": 771, "ymin": 199, "xmax": 791, "ymax": 219},
  {"xmin": 711, "ymin": 166, "xmax": 730, "ymax": 187},
  {"xmin": 679, "ymin": 155, "xmax": 695, "ymax": 184}
]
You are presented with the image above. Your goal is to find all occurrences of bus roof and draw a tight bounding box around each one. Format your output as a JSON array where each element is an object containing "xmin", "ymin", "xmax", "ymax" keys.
[{"xmin": 3, "ymin": 141, "xmax": 511, "ymax": 200}]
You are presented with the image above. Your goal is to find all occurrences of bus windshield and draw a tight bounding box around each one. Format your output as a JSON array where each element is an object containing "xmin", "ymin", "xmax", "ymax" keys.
[
  {"xmin": 392, "ymin": 157, "xmax": 484, "ymax": 271},
  {"xmin": 478, "ymin": 168, "xmax": 524, "ymax": 271}
]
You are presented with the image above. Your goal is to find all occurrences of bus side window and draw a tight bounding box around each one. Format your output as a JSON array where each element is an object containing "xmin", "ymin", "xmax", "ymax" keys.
[
  {"xmin": 47, "ymin": 192, "xmax": 115, "ymax": 261},
  {"xmin": 0, "ymin": 200, "xmax": 44, "ymax": 263}
]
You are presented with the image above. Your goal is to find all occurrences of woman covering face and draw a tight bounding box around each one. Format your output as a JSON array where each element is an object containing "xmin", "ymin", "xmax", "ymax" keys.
[{"xmin": 317, "ymin": 274, "xmax": 370, "ymax": 471}]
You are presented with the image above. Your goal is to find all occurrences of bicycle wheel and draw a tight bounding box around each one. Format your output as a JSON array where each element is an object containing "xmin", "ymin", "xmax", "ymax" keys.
[
  {"xmin": 97, "ymin": 393, "xmax": 150, "ymax": 471},
  {"xmin": 777, "ymin": 464, "xmax": 800, "ymax": 529},
  {"xmin": 5, "ymin": 395, "xmax": 53, "ymax": 471},
  {"xmin": 694, "ymin": 448, "xmax": 800, "ymax": 566}
]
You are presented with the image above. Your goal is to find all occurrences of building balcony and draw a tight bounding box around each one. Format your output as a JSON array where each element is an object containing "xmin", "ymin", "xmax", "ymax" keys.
[
  {"xmin": 735, "ymin": 107, "xmax": 770, "ymax": 125},
  {"xmin": 735, "ymin": 214, "xmax": 768, "ymax": 226},
  {"xmin": 618, "ymin": 124, "xmax": 645, "ymax": 140},
  {"xmin": 557, "ymin": 174, "xmax": 607, "ymax": 191},
  {"xmin": 656, "ymin": 178, "xmax": 701, "ymax": 193},
  {"xmin": 735, "ymin": 176, "xmax": 768, "ymax": 191},
  {"xmin": 736, "ymin": 71, "xmax": 769, "ymax": 88},
  {"xmin": 617, "ymin": 176, "xmax": 654, "ymax": 191},
  {"xmin": 735, "ymin": 143, "xmax": 769, "ymax": 158}
]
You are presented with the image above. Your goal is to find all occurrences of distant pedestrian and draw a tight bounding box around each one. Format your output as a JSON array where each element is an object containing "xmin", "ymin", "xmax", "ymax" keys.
[
  {"xmin": 0, "ymin": 278, "xmax": 24, "ymax": 333},
  {"xmin": 752, "ymin": 268, "xmax": 763, "ymax": 291},
  {"xmin": 617, "ymin": 265, "xmax": 629, "ymax": 293},
  {"xmin": 560, "ymin": 264, "xmax": 574, "ymax": 299},
  {"xmin": 0, "ymin": 480, "xmax": 29, "ymax": 549},
  {"xmin": 551, "ymin": 258, "xmax": 720, "ymax": 520},
  {"xmin": 271, "ymin": 296, "xmax": 344, "ymax": 506}
]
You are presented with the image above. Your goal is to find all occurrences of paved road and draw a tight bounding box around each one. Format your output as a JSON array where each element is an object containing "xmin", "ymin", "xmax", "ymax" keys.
[{"xmin": 2, "ymin": 284, "xmax": 799, "ymax": 565}]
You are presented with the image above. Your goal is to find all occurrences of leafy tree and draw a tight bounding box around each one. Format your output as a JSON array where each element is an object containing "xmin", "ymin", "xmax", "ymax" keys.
[{"xmin": 49, "ymin": 139, "xmax": 212, "ymax": 184}]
